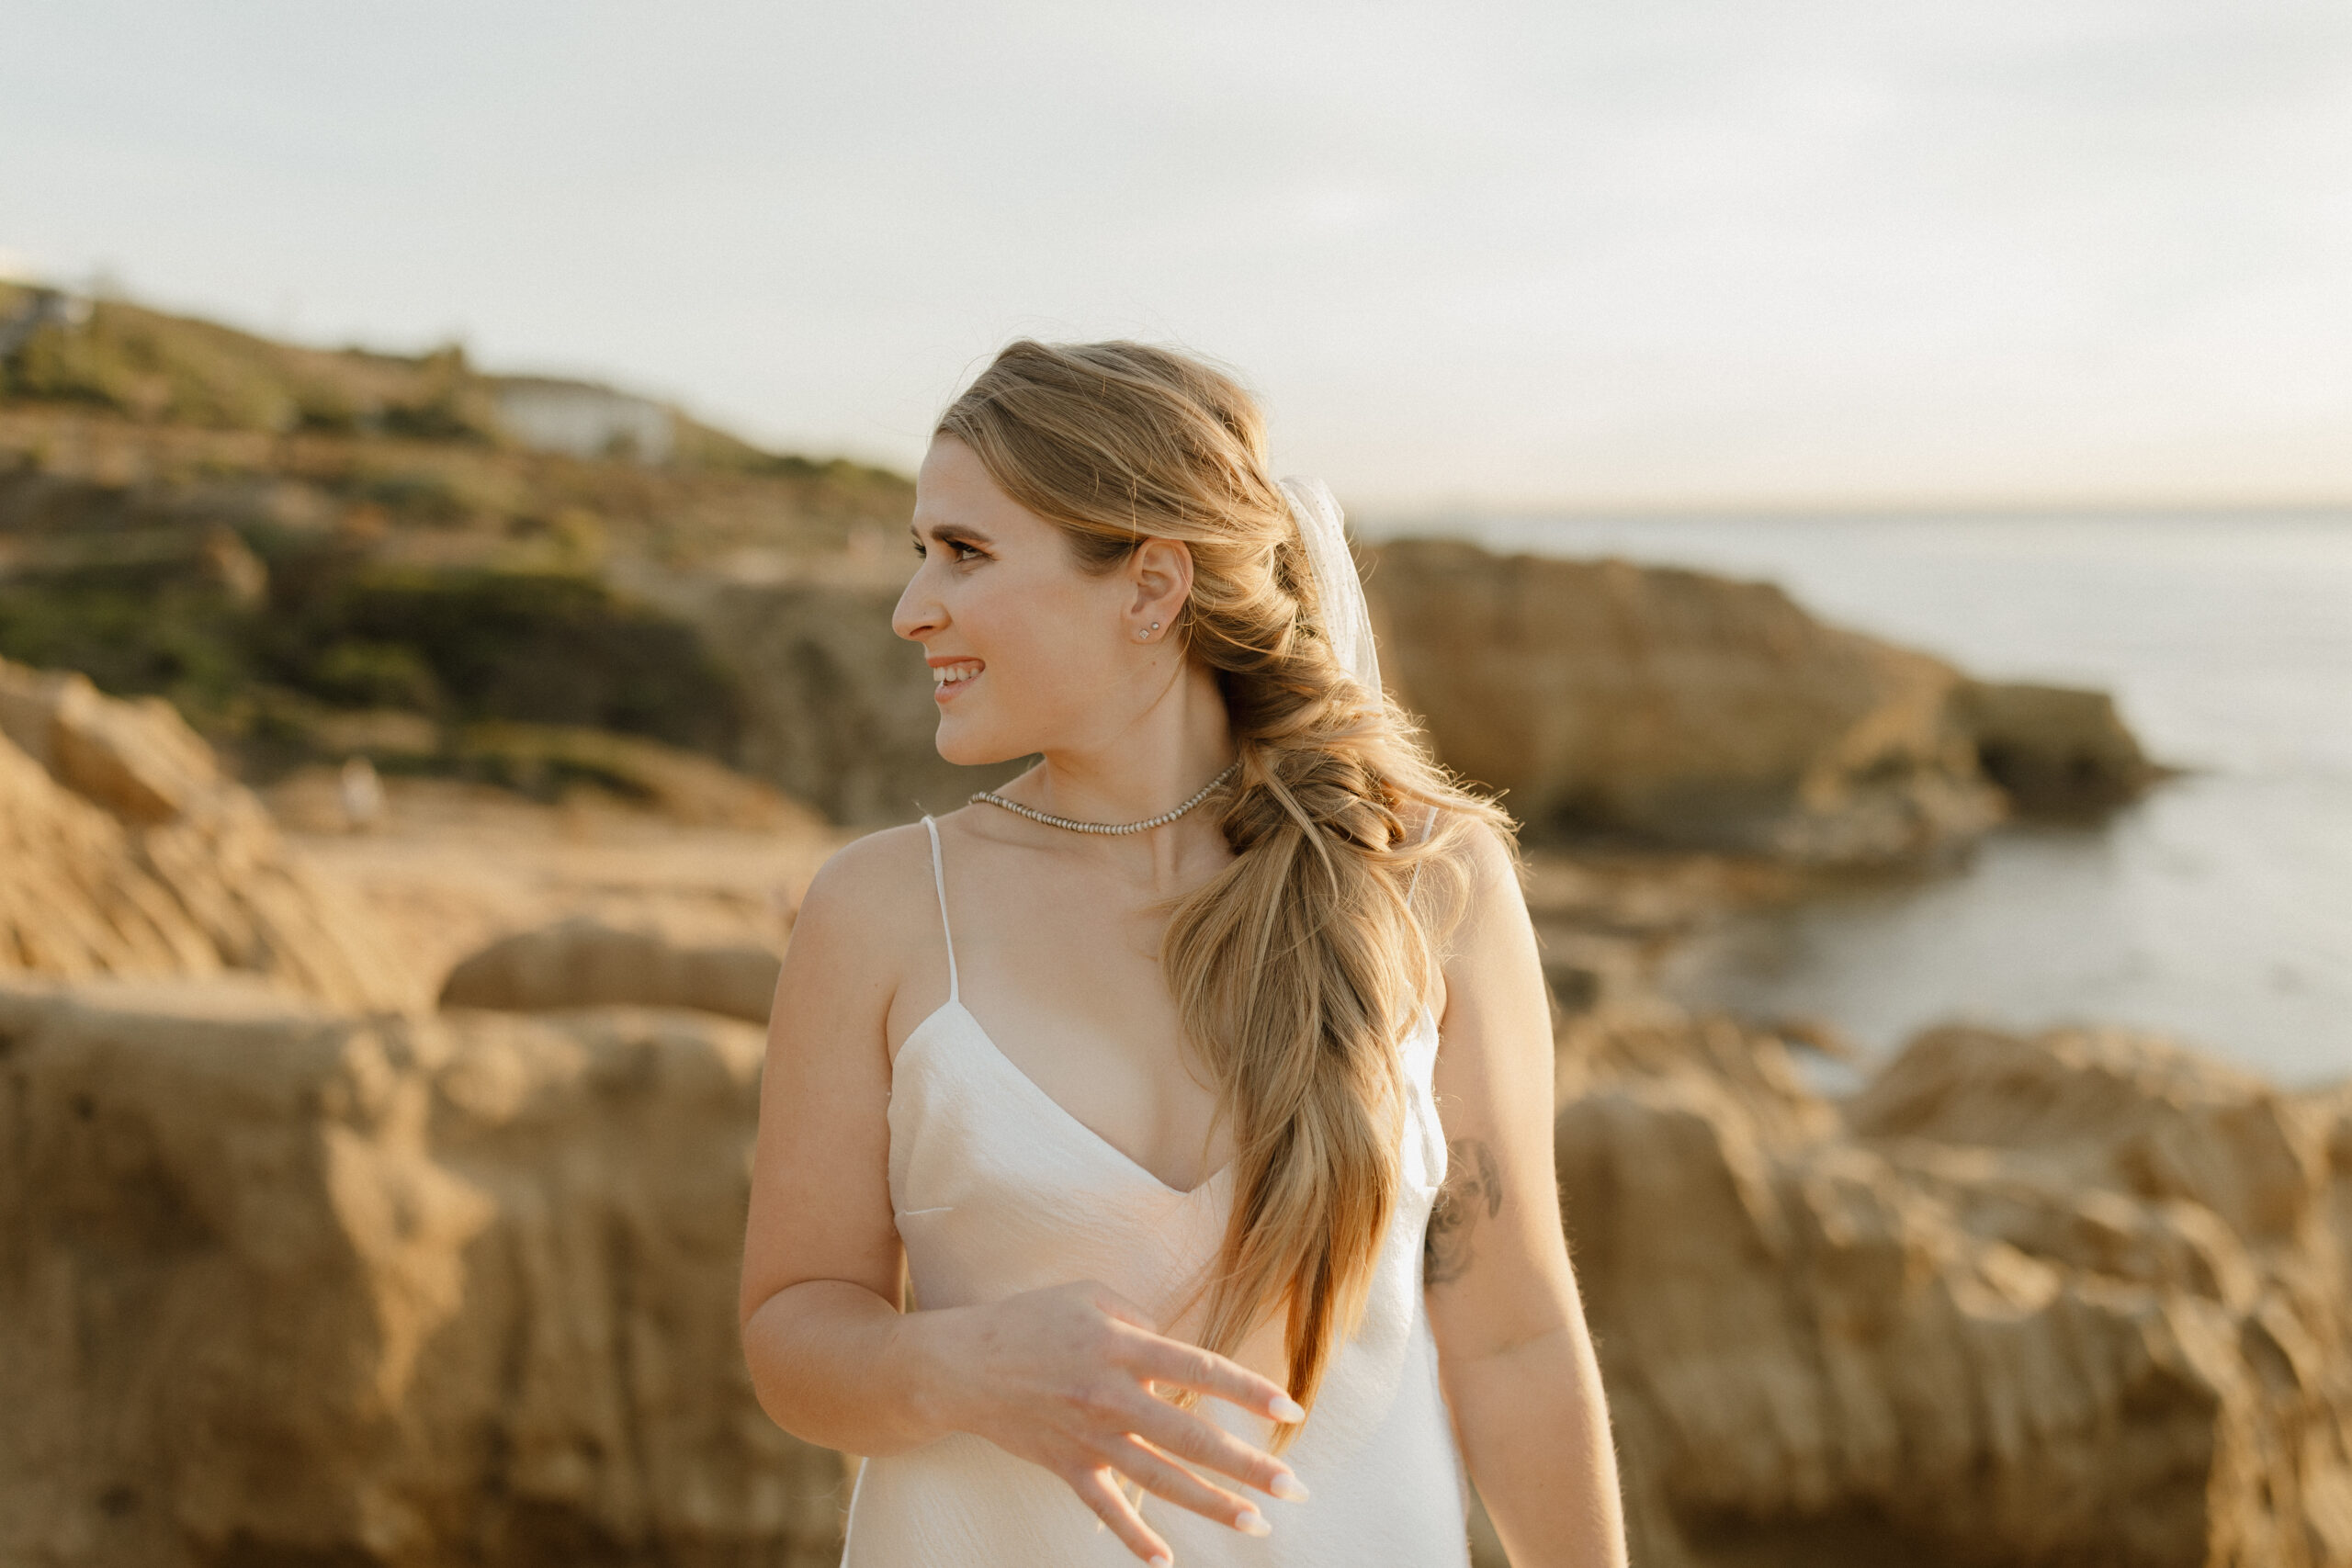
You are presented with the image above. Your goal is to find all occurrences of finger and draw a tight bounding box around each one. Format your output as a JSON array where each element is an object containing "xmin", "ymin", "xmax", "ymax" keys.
[
  {"xmin": 1125, "ymin": 1335, "xmax": 1306, "ymax": 1425},
  {"xmin": 1124, "ymin": 1393, "xmax": 1306, "ymax": 1499},
  {"xmin": 1109, "ymin": 1434, "xmax": 1272, "ymax": 1537},
  {"xmin": 1086, "ymin": 1283, "xmax": 1162, "ymax": 1332},
  {"xmin": 1067, "ymin": 1463, "xmax": 1172, "ymax": 1567}
]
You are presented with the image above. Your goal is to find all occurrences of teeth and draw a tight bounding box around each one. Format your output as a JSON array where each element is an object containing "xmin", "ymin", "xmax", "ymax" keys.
[{"xmin": 932, "ymin": 661, "xmax": 981, "ymax": 687}]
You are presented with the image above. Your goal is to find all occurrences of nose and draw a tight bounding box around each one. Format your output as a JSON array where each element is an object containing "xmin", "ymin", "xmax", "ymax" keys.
[{"xmin": 892, "ymin": 564, "xmax": 942, "ymax": 644}]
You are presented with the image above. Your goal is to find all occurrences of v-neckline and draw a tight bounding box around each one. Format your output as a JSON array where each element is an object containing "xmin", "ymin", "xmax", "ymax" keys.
[{"xmin": 905, "ymin": 999, "xmax": 1235, "ymax": 1202}]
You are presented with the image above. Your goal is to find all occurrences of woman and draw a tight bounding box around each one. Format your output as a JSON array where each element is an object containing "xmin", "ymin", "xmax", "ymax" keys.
[{"xmin": 739, "ymin": 341, "xmax": 1626, "ymax": 1567}]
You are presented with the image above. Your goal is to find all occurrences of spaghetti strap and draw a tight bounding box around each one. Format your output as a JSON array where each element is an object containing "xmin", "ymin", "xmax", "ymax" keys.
[{"xmin": 922, "ymin": 815, "xmax": 959, "ymax": 1003}]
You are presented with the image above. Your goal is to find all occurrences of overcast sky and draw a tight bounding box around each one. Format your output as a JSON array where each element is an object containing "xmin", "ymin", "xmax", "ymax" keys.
[{"xmin": 4, "ymin": 1, "xmax": 2346, "ymax": 512}]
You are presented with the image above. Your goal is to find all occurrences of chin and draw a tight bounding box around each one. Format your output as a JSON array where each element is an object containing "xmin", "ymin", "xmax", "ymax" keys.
[{"xmin": 933, "ymin": 714, "xmax": 1034, "ymax": 769}]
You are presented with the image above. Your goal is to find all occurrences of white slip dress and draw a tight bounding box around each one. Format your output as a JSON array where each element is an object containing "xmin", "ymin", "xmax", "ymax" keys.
[{"xmin": 840, "ymin": 816, "xmax": 1472, "ymax": 1567}]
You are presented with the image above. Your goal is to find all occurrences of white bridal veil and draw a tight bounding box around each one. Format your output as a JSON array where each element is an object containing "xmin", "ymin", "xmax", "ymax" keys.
[{"xmin": 1277, "ymin": 476, "xmax": 1380, "ymax": 696}]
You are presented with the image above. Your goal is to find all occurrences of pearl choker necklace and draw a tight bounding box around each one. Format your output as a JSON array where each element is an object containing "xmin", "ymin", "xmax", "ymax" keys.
[{"xmin": 970, "ymin": 761, "xmax": 1240, "ymax": 835}]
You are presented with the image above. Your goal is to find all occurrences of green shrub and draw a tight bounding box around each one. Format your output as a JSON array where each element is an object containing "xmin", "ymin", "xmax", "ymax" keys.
[
  {"xmin": 257, "ymin": 566, "xmax": 741, "ymax": 754},
  {"xmin": 349, "ymin": 468, "xmax": 468, "ymax": 522},
  {"xmin": 309, "ymin": 639, "xmax": 444, "ymax": 711},
  {"xmin": 379, "ymin": 345, "xmax": 501, "ymax": 444},
  {"xmin": 0, "ymin": 580, "xmax": 252, "ymax": 716},
  {"xmin": 340, "ymin": 461, "xmax": 525, "ymax": 524}
]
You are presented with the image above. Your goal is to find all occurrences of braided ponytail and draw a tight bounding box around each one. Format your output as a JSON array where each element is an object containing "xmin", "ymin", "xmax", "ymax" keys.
[{"xmin": 938, "ymin": 341, "xmax": 1514, "ymax": 1438}]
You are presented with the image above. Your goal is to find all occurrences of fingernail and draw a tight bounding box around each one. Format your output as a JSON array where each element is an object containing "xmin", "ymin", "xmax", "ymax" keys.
[
  {"xmin": 1236, "ymin": 1507, "xmax": 1272, "ymax": 1538},
  {"xmin": 1148, "ymin": 1555, "xmax": 1172, "ymax": 1568},
  {"xmin": 1270, "ymin": 1472, "xmax": 1309, "ymax": 1502},
  {"xmin": 1271, "ymin": 1394, "xmax": 1306, "ymax": 1423}
]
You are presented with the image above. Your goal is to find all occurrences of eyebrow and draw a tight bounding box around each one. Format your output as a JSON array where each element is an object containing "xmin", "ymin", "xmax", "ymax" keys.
[{"xmin": 910, "ymin": 520, "xmax": 995, "ymax": 547}]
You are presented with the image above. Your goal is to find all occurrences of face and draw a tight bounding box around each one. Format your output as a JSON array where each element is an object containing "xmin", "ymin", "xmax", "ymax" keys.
[{"xmin": 894, "ymin": 434, "xmax": 1193, "ymax": 766}]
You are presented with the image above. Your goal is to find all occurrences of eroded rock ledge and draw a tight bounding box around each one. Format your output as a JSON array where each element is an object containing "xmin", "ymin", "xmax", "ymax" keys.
[
  {"xmin": 1365, "ymin": 538, "xmax": 2157, "ymax": 863},
  {"xmin": 8, "ymin": 973, "xmax": 2346, "ymax": 1567},
  {"xmin": 0, "ymin": 981, "xmax": 845, "ymax": 1568},
  {"xmin": 1559, "ymin": 1010, "xmax": 2352, "ymax": 1568},
  {"xmin": 0, "ymin": 658, "xmax": 419, "ymax": 1010}
]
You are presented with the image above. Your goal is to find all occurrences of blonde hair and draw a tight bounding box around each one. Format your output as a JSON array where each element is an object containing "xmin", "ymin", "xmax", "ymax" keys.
[{"xmin": 938, "ymin": 340, "xmax": 1517, "ymax": 1440}]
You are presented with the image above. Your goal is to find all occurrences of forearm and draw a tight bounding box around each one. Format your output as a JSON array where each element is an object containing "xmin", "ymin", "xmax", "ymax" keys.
[
  {"xmin": 1446, "ymin": 1325, "xmax": 1628, "ymax": 1568},
  {"xmin": 741, "ymin": 1279, "xmax": 967, "ymax": 1458}
]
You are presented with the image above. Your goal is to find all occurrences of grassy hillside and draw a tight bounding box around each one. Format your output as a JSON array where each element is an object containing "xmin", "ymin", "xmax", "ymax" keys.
[
  {"xmin": 0, "ymin": 280, "xmax": 870, "ymax": 470},
  {"xmin": 0, "ymin": 281, "xmax": 915, "ymax": 791}
]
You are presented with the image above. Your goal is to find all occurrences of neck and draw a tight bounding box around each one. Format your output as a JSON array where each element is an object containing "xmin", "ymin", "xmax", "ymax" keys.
[{"xmin": 1012, "ymin": 660, "xmax": 1238, "ymax": 838}]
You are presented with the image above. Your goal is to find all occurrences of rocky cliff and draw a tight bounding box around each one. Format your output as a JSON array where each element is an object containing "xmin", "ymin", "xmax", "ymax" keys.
[
  {"xmin": 1558, "ymin": 1008, "xmax": 2352, "ymax": 1567},
  {"xmin": 0, "ymin": 659, "xmax": 419, "ymax": 1010},
  {"xmin": 11, "ymin": 971, "xmax": 2343, "ymax": 1568},
  {"xmin": 439, "ymin": 915, "xmax": 784, "ymax": 1024},
  {"xmin": 0, "ymin": 980, "xmax": 847, "ymax": 1568},
  {"xmin": 695, "ymin": 571, "xmax": 1012, "ymax": 823},
  {"xmin": 1364, "ymin": 538, "xmax": 2152, "ymax": 863}
]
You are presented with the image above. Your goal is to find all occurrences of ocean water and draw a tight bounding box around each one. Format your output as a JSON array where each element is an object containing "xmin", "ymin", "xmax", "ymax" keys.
[{"xmin": 1363, "ymin": 511, "xmax": 2352, "ymax": 1088}]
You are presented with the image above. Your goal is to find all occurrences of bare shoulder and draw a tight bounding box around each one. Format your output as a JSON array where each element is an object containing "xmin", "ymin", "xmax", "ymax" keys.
[
  {"xmin": 775, "ymin": 821, "xmax": 942, "ymax": 1027},
  {"xmin": 797, "ymin": 820, "xmax": 939, "ymax": 940},
  {"xmin": 1452, "ymin": 813, "xmax": 1522, "ymax": 896},
  {"xmin": 1420, "ymin": 808, "xmax": 1529, "ymax": 938},
  {"xmin": 1430, "ymin": 810, "xmax": 1543, "ymax": 1025}
]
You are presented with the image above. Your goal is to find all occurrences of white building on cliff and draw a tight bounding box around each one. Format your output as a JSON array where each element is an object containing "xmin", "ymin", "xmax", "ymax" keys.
[{"xmin": 491, "ymin": 378, "xmax": 675, "ymax": 464}]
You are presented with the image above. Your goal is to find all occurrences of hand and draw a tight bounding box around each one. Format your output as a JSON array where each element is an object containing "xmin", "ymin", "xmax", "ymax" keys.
[{"xmin": 913, "ymin": 1280, "xmax": 1311, "ymax": 1564}]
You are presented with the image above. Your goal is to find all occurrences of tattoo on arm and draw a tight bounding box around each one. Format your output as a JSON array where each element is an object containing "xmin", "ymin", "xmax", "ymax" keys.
[{"xmin": 1423, "ymin": 1137, "xmax": 1504, "ymax": 1288}]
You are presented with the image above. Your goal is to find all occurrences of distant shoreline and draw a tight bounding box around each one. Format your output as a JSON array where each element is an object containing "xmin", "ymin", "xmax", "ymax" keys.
[{"xmin": 1358, "ymin": 499, "xmax": 2352, "ymax": 537}]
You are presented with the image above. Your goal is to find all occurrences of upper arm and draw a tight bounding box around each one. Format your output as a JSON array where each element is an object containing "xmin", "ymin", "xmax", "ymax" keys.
[
  {"xmin": 737, "ymin": 830, "xmax": 915, "ymax": 1327},
  {"xmin": 1423, "ymin": 819, "xmax": 1581, "ymax": 1361}
]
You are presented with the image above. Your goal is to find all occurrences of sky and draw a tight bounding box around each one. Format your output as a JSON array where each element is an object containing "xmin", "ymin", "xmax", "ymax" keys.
[{"xmin": 3, "ymin": 1, "xmax": 2346, "ymax": 513}]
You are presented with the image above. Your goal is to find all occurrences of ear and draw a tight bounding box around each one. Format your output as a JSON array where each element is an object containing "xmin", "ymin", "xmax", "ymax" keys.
[{"xmin": 1125, "ymin": 538, "xmax": 1193, "ymax": 644}]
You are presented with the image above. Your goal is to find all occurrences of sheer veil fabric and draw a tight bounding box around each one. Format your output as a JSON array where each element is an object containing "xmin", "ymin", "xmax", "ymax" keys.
[{"xmin": 1277, "ymin": 476, "xmax": 1380, "ymax": 696}]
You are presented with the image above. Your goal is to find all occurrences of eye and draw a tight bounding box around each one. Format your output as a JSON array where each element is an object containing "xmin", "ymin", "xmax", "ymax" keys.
[{"xmin": 911, "ymin": 536, "xmax": 984, "ymax": 562}]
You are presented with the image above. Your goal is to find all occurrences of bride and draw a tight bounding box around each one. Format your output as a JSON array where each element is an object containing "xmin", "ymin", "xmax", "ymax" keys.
[{"xmin": 739, "ymin": 340, "xmax": 1626, "ymax": 1566}]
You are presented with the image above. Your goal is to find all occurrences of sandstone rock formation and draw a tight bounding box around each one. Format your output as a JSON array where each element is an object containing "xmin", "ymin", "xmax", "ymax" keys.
[
  {"xmin": 1556, "ymin": 1008, "xmax": 2352, "ymax": 1567},
  {"xmin": 12, "ymin": 960, "xmax": 2346, "ymax": 1568},
  {"xmin": 0, "ymin": 660, "xmax": 419, "ymax": 1010},
  {"xmin": 1951, "ymin": 678, "xmax": 2165, "ymax": 816},
  {"xmin": 453, "ymin": 721, "xmax": 831, "ymax": 831},
  {"xmin": 268, "ymin": 769, "xmax": 831, "ymax": 1000},
  {"xmin": 0, "ymin": 979, "xmax": 847, "ymax": 1568},
  {"xmin": 1364, "ymin": 539, "xmax": 2155, "ymax": 863},
  {"xmin": 1365, "ymin": 539, "xmax": 2008, "ymax": 863},
  {"xmin": 439, "ymin": 915, "xmax": 783, "ymax": 1024},
  {"xmin": 686, "ymin": 568, "xmax": 1023, "ymax": 825}
]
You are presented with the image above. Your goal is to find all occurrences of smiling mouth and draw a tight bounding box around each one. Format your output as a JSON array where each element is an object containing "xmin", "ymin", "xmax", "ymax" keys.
[{"xmin": 932, "ymin": 660, "xmax": 982, "ymax": 694}]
